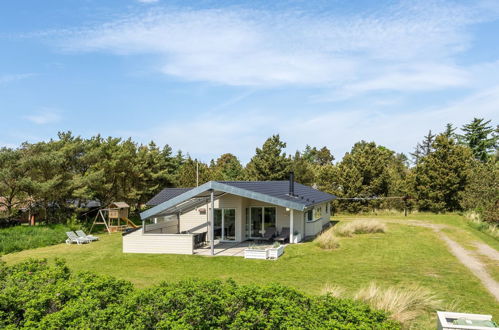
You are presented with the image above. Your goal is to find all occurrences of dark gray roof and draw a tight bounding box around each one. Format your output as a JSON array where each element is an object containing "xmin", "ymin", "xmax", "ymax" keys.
[
  {"xmin": 147, "ymin": 188, "xmax": 193, "ymax": 206},
  {"xmin": 218, "ymin": 181, "xmax": 334, "ymax": 207},
  {"xmin": 146, "ymin": 181, "xmax": 335, "ymax": 208}
]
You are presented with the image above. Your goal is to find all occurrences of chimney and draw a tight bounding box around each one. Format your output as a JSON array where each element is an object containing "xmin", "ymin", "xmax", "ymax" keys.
[{"xmin": 289, "ymin": 171, "xmax": 295, "ymax": 196}]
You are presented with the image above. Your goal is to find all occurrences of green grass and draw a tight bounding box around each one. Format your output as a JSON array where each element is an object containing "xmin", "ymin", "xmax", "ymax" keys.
[
  {"xmin": 0, "ymin": 224, "xmax": 76, "ymax": 255},
  {"xmin": 2, "ymin": 213, "xmax": 498, "ymax": 327}
]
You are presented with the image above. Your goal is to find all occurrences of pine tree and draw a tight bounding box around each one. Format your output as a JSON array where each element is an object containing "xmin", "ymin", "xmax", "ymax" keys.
[
  {"xmin": 245, "ymin": 135, "xmax": 291, "ymax": 181},
  {"xmin": 460, "ymin": 160, "xmax": 498, "ymax": 222},
  {"xmin": 460, "ymin": 118, "xmax": 498, "ymax": 162},
  {"xmin": 411, "ymin": 130, "xmax": 436, "ymax": 165},
  {"xmin": 211, "ymin": 153, "xmax": 244, "ymax": 181},
  {"xmin": 291, "ymin": 151, "xmax": 315, "ymax": 185},
  {"xmin": 175, "ymin": 157, "xmax": 211, "ymax": 187},
  {"xmin": 414, "ymin": 134, "xmax": 473, "ymax": 212}
]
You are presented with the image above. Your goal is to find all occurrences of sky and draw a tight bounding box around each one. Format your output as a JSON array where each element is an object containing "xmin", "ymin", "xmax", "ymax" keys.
[{"xmin": 1, "ymin": 0, "xmax": 498, "ymax": 163}]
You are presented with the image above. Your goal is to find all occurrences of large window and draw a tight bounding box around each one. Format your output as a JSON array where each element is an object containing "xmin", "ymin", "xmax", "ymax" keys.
[
  {"xmin": 214, "ymin": 208, "xmax": 236, "ymax": 241},
  {"xmin": 246, "ymin": 207, "xmax": 276, "ymax": 238}
]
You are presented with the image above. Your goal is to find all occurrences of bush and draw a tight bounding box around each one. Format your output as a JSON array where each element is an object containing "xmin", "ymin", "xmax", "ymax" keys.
[
  {"xmin": 0, "ymin": 224, "xmax": 76, "ymax": 255},
  {"xmin": 0, "ymin": 259, "xmax": 400, "ymax": 329},
  {"xmin": 334, "ymin": 220, "xmax": 386, "ymax": 237},
  {"xmin": 314, "ymin": 228, "xmax": 340, "ymax": 249},
  {"xmin": 466, "ymin": 213, "xmax": 499, "ymax": 240}
]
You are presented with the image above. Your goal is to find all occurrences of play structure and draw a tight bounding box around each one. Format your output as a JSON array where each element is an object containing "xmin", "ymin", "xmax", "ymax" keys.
[{"xmin": 90, "ymin": 202, "xmax": 138, "ymax": 233}]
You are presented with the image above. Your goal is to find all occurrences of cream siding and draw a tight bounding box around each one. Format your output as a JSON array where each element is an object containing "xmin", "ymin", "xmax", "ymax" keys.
[{"xmin": 123, "ymin": 230, "xmax": 193, "ymax": 254}]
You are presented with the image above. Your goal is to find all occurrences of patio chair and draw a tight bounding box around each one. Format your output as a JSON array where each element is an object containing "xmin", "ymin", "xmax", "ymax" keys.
[
  {"xmin": 256, "ymin": 227, "xmax": 276, "ymax": 243},
  {"xmin": 65, "ymin": 231, "xmax": 90, "ymax": 245},
  {"xmin": 274, "ymin": 227, "xmax": 290, "ymax": 244},
  {"xmin": 76, "ymin": 230, "xmax": 99, "ymax": 242}
]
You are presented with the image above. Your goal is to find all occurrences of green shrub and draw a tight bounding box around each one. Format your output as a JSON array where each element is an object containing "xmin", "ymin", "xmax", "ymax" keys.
[
  {"xmin": 0, "ymin": 259, "xmax": 400, "ymax": 329},
  {"xmin": 0, "ymin": 225, "xmax": 76, "ymax": 255}
]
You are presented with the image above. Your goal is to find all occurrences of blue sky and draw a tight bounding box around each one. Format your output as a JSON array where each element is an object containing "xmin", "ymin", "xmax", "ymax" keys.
[{"xmin": 1, "ymin": 0, "xmax": 498, "ymax": 163}]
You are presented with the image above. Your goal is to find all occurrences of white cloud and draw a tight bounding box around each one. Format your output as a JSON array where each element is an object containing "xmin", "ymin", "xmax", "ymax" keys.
[
  {"xmin": 60, "ymin": 1, "xmax": 497, "ymax": 93},
  {"xmin": 139, "ymin": 85, "xmax": 499, "ymax": 163},
  {"xmin": 0, "ymin": 73, "xmax": 35, "ymax": 84},
  {"xmin": 136, "ymin": 0, "xmax": 159, "ymax": 3},
  {"xmin": 24, "ymin": 109, "xmax": 62, "ymax": 125}
]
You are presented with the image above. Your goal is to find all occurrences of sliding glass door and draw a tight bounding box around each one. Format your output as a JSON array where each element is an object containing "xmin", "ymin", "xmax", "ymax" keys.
[
  {"xmin": 214, "ymin": 208, "xmax": 236, "ymax": 241},
  {"xmin": 246, "ymin": 207, "xmax": 276, "ymax": 238}
]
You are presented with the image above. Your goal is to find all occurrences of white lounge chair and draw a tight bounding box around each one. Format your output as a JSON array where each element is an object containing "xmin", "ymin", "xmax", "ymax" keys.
[
  {"xmin": 76, "ymin": 230, "xmax": 99, "ymax": 242},
  {"xmin": 66, "ymin": 231, "xmax": 90, "ymax": 245}
]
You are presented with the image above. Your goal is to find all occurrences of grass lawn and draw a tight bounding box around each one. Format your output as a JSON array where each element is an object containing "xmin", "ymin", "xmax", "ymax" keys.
[{"xmin": 2, "ymin": 213, "xmax": 498, "ymax": 327}]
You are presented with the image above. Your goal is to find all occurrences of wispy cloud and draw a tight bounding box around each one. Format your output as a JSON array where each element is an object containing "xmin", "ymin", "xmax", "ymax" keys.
[
  {"xmin": 0, "ymin": 73, "xmax": 35, "ymax": 84},
  {"xmin": 59, "ymin": 1, "xmax": 497, "ymax": 95},
  {"xmin": 136, "ymin": 0, "xmax": 159, "ymax": 3},
  {"xmin": 24, "ymin": 109, "xmax": 62, "ymax": 125},
  {"xmin": 139, "ymin": 84, "xmax": 499, "ymax": 163}
]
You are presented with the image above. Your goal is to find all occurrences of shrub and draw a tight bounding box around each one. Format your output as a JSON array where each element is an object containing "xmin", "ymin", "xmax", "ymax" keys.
[
  {"xmin": 335, "ymin": 220, "xmax": 387, "ymax": 237},
  {"xmin": 354, "ymin": 282, "xmax": 441, "ymax": 326},
  {"xmin": 314, "ymin": 228, "xmax": 340, "ymax": 249},
  {"xmin": 465, "ymin": 212, "xmax": 499, "ymax": 240},
  {"xmin": 0, "ymin": 224, "xmax": 79, "ymax": 255},
  {"xmin": 0, "ymin": 259, "xmax": 400, "ymax": 329}
]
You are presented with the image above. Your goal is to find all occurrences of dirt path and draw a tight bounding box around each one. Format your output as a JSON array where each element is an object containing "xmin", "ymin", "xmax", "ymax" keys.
[{"xmin": 373, "ymin": 219, "xmax": 499, "ymax": 302}]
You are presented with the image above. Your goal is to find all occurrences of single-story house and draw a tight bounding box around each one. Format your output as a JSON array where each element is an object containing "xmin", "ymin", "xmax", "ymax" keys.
[{"xmin": 123, "ymin": 176, "xmax": 336, "ymax": 255}]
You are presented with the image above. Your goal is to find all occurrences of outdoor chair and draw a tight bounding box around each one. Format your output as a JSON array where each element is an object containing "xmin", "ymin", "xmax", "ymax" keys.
[
  {"xmin": 65, "ymin": 231, "xmax": 90, "ymax": 245},
  {"xmin": 76, "ymin": 230, "xmax": 99, "ymax": 242},
  {"xmin": 194, "ymin": 232, "xmax": 207, "ymax": 248},
  {"xmin": 256, "ymin": 226, "xmax": 276, "ymax": 243},
  {"xmin": 274, "ymin": 227, "xmax": 290, "ymax": 244}
]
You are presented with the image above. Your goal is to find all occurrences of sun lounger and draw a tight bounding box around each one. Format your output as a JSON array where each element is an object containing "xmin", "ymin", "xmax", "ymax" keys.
[
  {"xmin": 256, "ymin": 227, "xmax": 276, "ymax": 242},
  {"xmin": 274, "ymin": 227, "xmax": 290, "ymax": 244},
  {"xmin": 76, "ymin": 230, "xmax": 99, "ymax": 242},
  {"xmin": 66, "ymin": 231, "xmax": 90, "ymax": 245}
]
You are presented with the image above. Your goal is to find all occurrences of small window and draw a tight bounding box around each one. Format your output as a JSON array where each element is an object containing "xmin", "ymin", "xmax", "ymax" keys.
[
  {"xmin": 305, "ymin": 210, "xmax": 313, "ymax": 222},
  {"xmin": 314, "ymin": 206, "xmax": 322, "ymax": 219}
]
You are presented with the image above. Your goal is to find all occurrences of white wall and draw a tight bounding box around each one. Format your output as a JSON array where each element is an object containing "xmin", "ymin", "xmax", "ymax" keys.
[{"xmin": 123, "ymin": 230, "xmax": 194, "ymax": 254}]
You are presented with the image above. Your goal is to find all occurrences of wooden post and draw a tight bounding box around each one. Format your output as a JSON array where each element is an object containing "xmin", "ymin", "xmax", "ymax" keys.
[{"xmin": 289, "ymin": 209, "xmax": 294, "ymax": 244}]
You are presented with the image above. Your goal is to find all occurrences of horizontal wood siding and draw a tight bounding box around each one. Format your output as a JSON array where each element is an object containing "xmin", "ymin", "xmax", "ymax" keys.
[
  {"xmin": 123, "ymin": 231, "xmax": 193, "ymax": 254},
  {"xmin": 179, "ymin": 207, "xmax": 208, "ymax": 233}
]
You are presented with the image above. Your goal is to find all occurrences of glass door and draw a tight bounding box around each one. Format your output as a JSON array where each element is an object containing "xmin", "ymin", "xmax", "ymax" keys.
[
  {"xmin": 250, "ymin": 207, "xmax": 263, "ymax": 237},
  {"xmin": 223, "ymin": 209, "xmax": 236, "ymax": 241},
  {"xmin": 247, "ymin": 207, "xmax": 276, "ymax": 238},
  {"xmin": 214, "ymin": 208, "xmax": 236, "ymax": 241}
]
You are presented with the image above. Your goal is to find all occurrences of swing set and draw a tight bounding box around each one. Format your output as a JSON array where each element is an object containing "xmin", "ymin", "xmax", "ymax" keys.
[{"xmin": 90, "ymin": 202, "xmax": 138, "ymax": 233}]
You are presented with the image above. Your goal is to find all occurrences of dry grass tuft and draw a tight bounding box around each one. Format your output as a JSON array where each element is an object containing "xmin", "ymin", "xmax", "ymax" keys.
[
  {"xmin": 321, "ymin": 283, "xmax": 346, "ymax": 297},
  {"xmin": 334, "ymin": 219, "xmax": 387, "ymax": 237},
  {"xmin": 354, "ymin": 282, "xmax": 442, "ymax": 326},
  {"xmin": 314, "ymin": 228, "xmax": 340, "ymax": 249}
]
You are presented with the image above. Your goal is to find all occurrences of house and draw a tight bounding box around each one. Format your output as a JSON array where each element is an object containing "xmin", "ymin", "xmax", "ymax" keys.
[{"xmin": 123, "ymin": 176, "xmax": 336, "ymax": 255}]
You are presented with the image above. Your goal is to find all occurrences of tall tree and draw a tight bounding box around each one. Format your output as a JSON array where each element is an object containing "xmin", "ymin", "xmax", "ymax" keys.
[
  {"xmin": 211, "ymin": 153, "xmax": 244, "ymax": 181},
  {"xmin": 0, "ymin": 148, "xmax": 32, "ymax": 216},
  {"xmin": 414, "ymin": 134, "xmax": 473, "ymax": 212},
  {"xmin": 245, "ymin": 135, "xmax": 291, "ymax": 181},
  {"xmin": 459, "ymin": 118, "xmax": 498, "ymax": 162},
  {"xmin": 302, "ymin": 145, "xmax": 334, "ymax": 165},
  {"xmin": 291, "ymin": 151, "xmax": 315, "ymax": 185},
  {"xmin": 175, "ymin": 157, "xmax": 211, "ymax": 187},
  {"xmin": 335, "ymin": 141, "xmax": 397, "ymax": 212},
  {"xmin": 411, "ymin": 130, "xmax": 436, "ymax": 165},
  {"xmin": 460, "ymin": 160, "xmax": 498, "ymax": 223}
]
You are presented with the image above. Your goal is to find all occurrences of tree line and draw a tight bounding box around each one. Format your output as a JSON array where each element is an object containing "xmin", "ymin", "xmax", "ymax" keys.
[{"xmin": 0, "ymin": 118, "xmax": 497, "ymax": 223}]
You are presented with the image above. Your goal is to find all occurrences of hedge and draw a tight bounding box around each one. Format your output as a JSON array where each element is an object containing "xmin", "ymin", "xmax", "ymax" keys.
[{"xmin": 0, "ymin": 259, "xmax": 400, "ymax": 329}]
